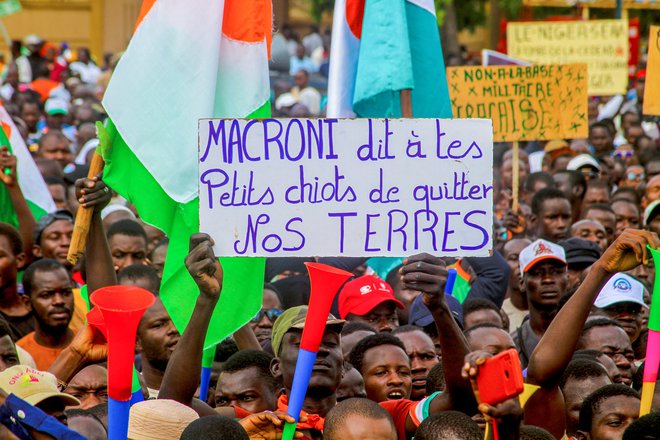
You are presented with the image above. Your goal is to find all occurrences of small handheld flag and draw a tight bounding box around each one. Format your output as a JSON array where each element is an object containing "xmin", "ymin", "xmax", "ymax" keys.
[
  {"xmin": 445, "ymin": 268, "xmax": 458, "ymax": 296},
  {"xmin": 0, "ymin": 122, "xmax": 12, "ymax": 178}
]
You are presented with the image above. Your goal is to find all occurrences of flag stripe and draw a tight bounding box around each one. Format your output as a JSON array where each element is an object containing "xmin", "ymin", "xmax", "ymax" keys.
[
  {"xmin": 103, "ymin": 107, "xmax": 268, "ymax": 348},
  {"xmin": 103, "ymin": 0, "xmax": 271, "ymax": 349},
  {"xmin": 405, "ymin": 1, "xmax": 453, "ymax": 118},
  {"xmin": 327, "ymin": 0, "xmax": 361, "ymax": 118},
  {"xmin": 223, "ymin": 0, "xmax": 272, "ymax": 53},
  {"xmin": 134, "ymin": 0, "xmax": 157, "ymax": 32},
  {"xmin": 327, "ymin": 0, "xmax": 451, "ymax": 119},
  {"xmin": 407, "ymin": 0, "xmax": 434, "ymax": 15},
  {"xmin": 105, "ymin": 0, "xmax": 224, "ymax": 204},
  {"xmin": 0, "ymin": 106, "xmax": 56, "ymax": 222},
  {"xmin": 215, "ymin": 36, "xmax": 270, "ymax": 118},
  {"xmin": 353, "ymin": 0, "xmax": 414, "ymax": 117}
]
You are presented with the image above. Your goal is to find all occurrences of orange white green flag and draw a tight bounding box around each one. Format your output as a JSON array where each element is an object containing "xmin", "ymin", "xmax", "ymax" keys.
[
  {"xmin": 101, "ymin": 0, "xmax": 270, "ymax": 348},
  {"xmin": 0, "ymin": 106, "xmax": 56, "ymax": 226}
]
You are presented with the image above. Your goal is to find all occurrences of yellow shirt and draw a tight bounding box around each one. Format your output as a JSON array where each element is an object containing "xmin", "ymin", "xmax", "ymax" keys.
[
  {"xmin": 483, "ymin": 384, "xmax": 541, "ymax": 439},
  {"xmin": 69, "ymin": 288, "xmax": 87, "ymax": 333}
]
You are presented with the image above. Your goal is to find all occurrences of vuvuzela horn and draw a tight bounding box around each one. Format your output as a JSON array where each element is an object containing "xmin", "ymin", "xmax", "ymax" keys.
[
  {"xmin": 90, "ymin": 286, "xmax": 155, "ymax": 440},
  {"xmin": 282, "ymin": 263, "xmax": 353, "ymax": 440}
]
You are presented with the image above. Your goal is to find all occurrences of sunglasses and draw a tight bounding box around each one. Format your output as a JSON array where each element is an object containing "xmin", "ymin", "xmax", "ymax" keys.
[
  {"xmin": 613, "ymin": 150, "xmax": 633, "ymax": 158},
  {"xmin": 626, "ymin": 172, "xmax": 645, "ymax": 181},
  {"xmin": 251, "ymin": 308, "xmax": 283, "ymax": 323}
]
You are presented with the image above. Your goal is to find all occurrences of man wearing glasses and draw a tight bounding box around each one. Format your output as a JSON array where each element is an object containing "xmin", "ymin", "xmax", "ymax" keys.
[{"xmin": 249, "ymin": 285, "xmax": 284, "ymax": 348}]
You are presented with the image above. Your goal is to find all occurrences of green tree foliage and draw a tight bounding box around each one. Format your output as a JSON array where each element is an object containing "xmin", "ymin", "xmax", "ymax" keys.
[{"xmin": 308, "ymin": 0, "xmax": 334, "ymax": 23}]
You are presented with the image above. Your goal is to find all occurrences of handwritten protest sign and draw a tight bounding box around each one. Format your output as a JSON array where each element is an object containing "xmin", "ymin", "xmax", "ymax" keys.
[
  {"xmin": 507, "ymin": 20, "xmax": 628, "ymax": 95},
  {"xmin": 447, "ymin": 64, "xmax": 588, "ymax": 142},
  {"xmin": 644, "ymin": 26, "xmax": 660, "ymax": 116},
  {"xmin": 482, "ymin": 49, "xmax": 530, "ymax": 66},
  {"xmin": 198, "ymin": 118, "xmax": 493, "ymax": 258}
]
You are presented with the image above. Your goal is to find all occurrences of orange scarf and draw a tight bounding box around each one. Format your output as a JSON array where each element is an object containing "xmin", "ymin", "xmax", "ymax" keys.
[{"xmin": 277, "ymin": 394, "xmax": 325, "ymax": 432}]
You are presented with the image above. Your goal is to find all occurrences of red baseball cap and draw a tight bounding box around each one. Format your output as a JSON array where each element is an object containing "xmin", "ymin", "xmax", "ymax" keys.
[{"xmin": 338, "ymin": 275, "xmax": 404, "ymax": 319}]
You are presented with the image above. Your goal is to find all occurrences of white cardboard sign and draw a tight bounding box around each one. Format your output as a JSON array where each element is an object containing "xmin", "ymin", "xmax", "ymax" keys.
[{"xmin": 199, "ymin": 118, "xmax": 494, "ymax": 257}]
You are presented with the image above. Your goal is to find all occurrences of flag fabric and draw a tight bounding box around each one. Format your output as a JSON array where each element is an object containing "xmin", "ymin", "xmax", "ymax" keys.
[
  {"xmin": 0, "ymin": 0, "xmax": 21, "ymax": 17},
  {"xmin": 0, "ymin": 106, "xmax": 55, "ymax": 227},
  {"xmin": 102, "ymin": 0, "xmax": 270, "ymax": 349},
  {"xmin": 447, "ymin": 261, "xmax": 471, "ymax": 303},
  {"xmin": 327, "ymin": 0, "xmax": 452, "ymax": 118},
  {"xmin": 641, "ymin": 246, "xmax": 660, "ymax": 415}
]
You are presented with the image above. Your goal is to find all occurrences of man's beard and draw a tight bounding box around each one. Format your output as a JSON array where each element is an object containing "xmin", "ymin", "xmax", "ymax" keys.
[
  {"xmin": 144, "ymin": 350, "xmax": 171, "ymax": 373},
  {"xmin": 34, "ymin": 312, "xmax": 70, "ymax": 335}
]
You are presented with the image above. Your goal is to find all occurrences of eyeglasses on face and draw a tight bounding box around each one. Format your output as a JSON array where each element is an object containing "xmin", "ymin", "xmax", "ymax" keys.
[{"xmin": 251, "ymin": 308, "xmax": 283, "ymax": 323}]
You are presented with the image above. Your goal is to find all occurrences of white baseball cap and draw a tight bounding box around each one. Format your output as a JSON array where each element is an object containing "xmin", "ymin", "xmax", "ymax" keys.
[
  {"xmin": 44, "ymin": 98, "xmax": 69, "ymax": 116},
  {"xmin": 567, "ymin": 154, "xmax": 601, "ymax": 171},
  {"xmin": 644, "ymin": 200, "xmax": 660, "ymax": 226},
  {"xmin": 519, "ymin": 239, "xmax": 567, "ymax": 273},
  {"xmin": 594, "ymin": 273, "xmax": 647, "ymax": 309}
]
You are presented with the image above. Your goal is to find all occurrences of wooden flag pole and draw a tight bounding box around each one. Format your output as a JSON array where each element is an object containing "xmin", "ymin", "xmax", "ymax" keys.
[
  {"xmin": 67, "ymin": 153, "xmax": 105, "ymax": 265},
  {"xmin": 512, "ymin": 141, "xmax": 520, "ymax": 213},
  {"xmin": 400, "ymin": 89, "xmax": 413, "ymax": 118}
]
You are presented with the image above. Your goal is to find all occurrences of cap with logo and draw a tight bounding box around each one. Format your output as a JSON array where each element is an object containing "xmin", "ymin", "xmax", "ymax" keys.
[
  {"xmin": 270, "ymin": 305, "xmax": 344, "ymax": 356},
  {"xmin": 594, "ymin": 273, "xmax": 647, "ymax": 309},
  {"xmin": 0, "ymin": 365, "xmax": 80, "ymax": 407},
  {"xmin": 338, "ymin": 275, "xmax": 404, "ymax": 319},
  {"xmin": 519, "ymin": 239, "xmax": 567, "ymax": 273},
  {"xmin": 567, "ymin": 154, "xmax": 601, "ymax": 172}
]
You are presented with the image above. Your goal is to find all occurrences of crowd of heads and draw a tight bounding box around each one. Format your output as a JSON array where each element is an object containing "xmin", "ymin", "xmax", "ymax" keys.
[{"xmin": 0, "ymin": 20, "xmax": 656, "ymax": 440}]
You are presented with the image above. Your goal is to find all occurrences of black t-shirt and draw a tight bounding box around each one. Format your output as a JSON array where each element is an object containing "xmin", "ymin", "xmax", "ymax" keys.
[{"xmin": 0, "ymin": 311, "xmax": 35, "ymax": 342}]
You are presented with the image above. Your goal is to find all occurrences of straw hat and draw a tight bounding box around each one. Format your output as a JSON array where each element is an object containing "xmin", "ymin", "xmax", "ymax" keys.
[{"xmin": 128, "ymin": 399, "xmax": 199, "ymax": 440}]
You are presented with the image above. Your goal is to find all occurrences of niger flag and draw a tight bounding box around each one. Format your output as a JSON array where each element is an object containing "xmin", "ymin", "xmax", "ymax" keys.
[{"xmin": 102, "ymin": 0, "xmax": 269, "ymax": 348}]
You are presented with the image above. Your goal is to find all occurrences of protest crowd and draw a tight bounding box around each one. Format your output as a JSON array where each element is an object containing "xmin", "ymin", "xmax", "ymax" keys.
[{"xmin": 0, "ymin": 3, "xmax": 659, "ymax": 440}]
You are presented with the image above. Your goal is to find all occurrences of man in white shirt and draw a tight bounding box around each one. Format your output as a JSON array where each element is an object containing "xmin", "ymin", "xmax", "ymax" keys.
[
  {"xmin": 275, "ymin": 69, "xmax": 321, "ymax": 116},
  {"xmin": 69, "ymin": 48, "xmax": 101, "ymax": 85}
]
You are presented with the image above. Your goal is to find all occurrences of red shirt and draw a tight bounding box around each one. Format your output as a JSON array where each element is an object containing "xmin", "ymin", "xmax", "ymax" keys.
[{"xmin": 231, "ymin": 396, "xmax": 424, "ymax": 440}]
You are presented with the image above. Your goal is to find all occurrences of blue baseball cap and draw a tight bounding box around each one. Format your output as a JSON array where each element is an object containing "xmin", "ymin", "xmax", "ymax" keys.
[{"xmin": 408, "ymin": 293, "xmax": 463, "ymax": 329}]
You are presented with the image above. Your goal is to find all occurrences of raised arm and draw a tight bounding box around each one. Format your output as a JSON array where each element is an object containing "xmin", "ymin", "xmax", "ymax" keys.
[
  {"xmin": 524, "ymin": 229, "xmax": 660, "ymax": 437},
  {"xmin": 527, "ymin": 229, "xmax": 660, "ymax": 385},
  {"xmin": 49, "ymin": 323, "xmax": 108, "ymax": 383},
  {"xmin": 234, "ymin": 324, "xmax": 262, "ymax": 351},
  {"xmin": 75, "ymin": 175, "xmax": 115, "ymax": 292},
  {"xmin": 0, "ymin": 146, "xmax": 36, "ymax": 260},
  {"xmin": 400, "ymin": 253, "xmax": 477, "ymax": 430},
  {"xmin": 462, "ymin": 351, "xmax": 522, "ymax": 440},
  {"xmin": 157, "ymin": 233, "xmax": 222, "ymax": 417}
]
